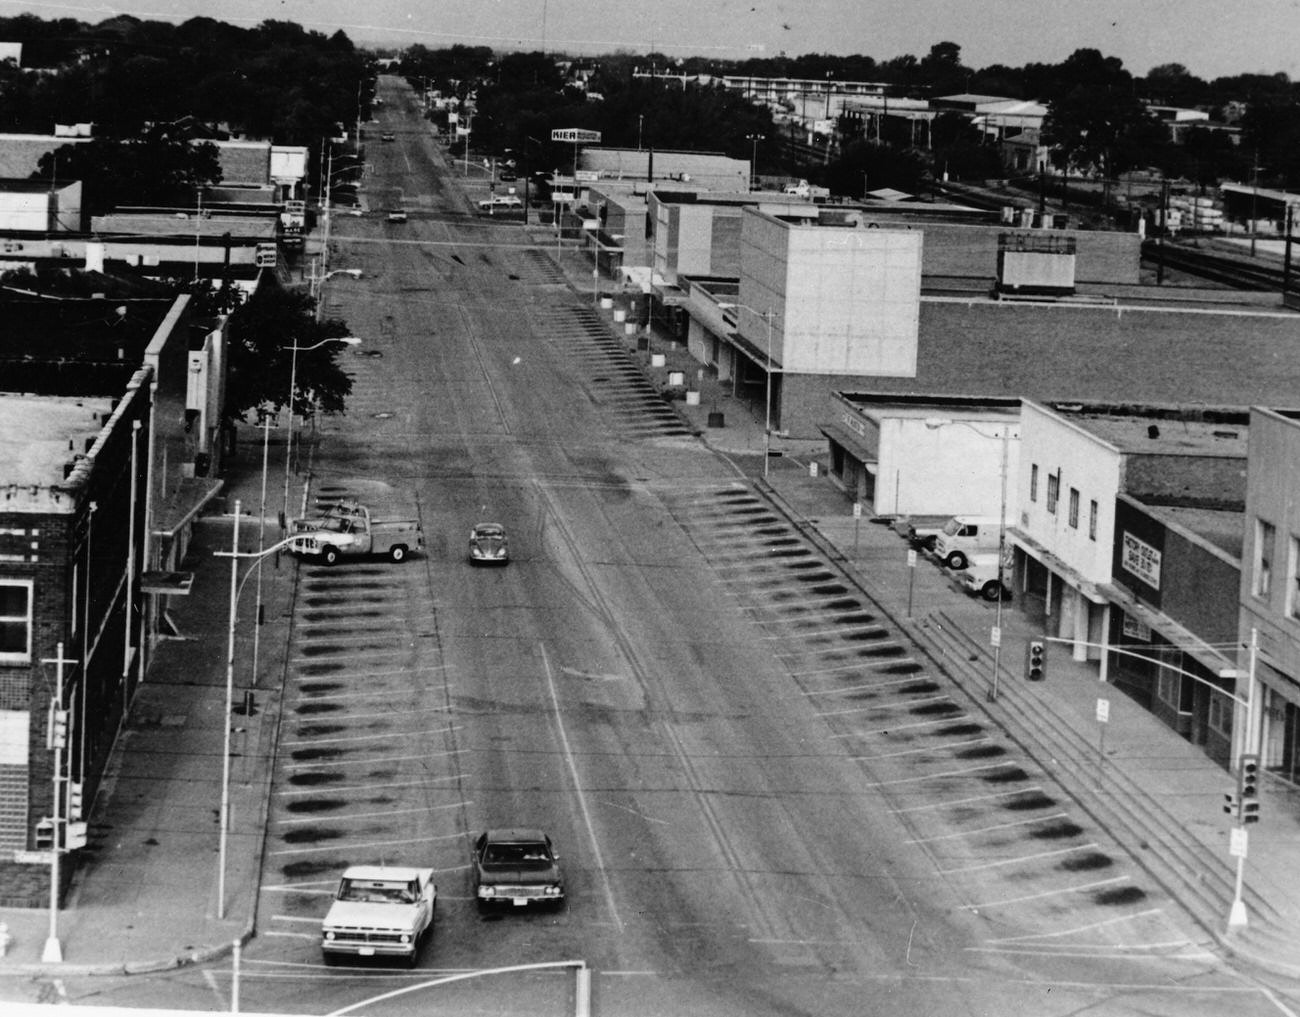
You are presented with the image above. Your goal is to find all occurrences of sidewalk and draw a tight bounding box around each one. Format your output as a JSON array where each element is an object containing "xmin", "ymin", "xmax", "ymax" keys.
[
  {"xmin": 589, "ymin": 279, "xmax": 1300, "ymax": 982},
  {"xmin": 0, "ymin": 437, "xmax": 300, "ymax": 977}
]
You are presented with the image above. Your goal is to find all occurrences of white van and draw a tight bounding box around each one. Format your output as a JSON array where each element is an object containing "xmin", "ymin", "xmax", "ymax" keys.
[{"xmin": 931, "ymin": 515, "xmax": 1005, "ymax": 570}]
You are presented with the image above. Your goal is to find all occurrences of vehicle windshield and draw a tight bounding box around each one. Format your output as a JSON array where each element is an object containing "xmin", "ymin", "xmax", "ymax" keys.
[
  {"xmin": 942, "ymin": 518, "xmax": 962, "ymax": 536},
  {"xmin": 483, "ymin": 842, "xmax": 551, "ymax": 866},
  {"xmin": 315, "ymin": 517, "xmax": 355, "ymax": 533},
  {"xmin": 338, "ymin": 878, "xmax": 418, "ymax": 904},
  {"xmin": 474, "ymin": 526, "xmax": 504, "ymax": 538}
]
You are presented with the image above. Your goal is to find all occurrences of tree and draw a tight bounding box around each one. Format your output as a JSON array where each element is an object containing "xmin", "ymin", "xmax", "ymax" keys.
[
  {"xmin": 32, "ymin": 125, "xmax": 222, "ymax": 217},
  {"xmin": 1042, "ymin": 86, "xmax": 1161, "ymax": 203},
  {"xmin": 222, "ymin": 283, "xmax": 354, "ymax": 427}
]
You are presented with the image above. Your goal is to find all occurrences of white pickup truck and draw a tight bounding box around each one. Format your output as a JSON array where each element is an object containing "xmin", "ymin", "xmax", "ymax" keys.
[
  {"xmin": 290, "ymin": 504, "xmax": 423, "ymax": 564},
  {"xmin": 321, "ymin": 865, "xmax": 436, "ymax": 966}
]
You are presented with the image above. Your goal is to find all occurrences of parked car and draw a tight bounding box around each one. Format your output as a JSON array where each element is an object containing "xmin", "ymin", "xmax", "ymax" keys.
[
  {"xmin": 469, "ymin": 522, "xmax": 509, "ymax": 564},
  {"xmin": 386, "ymin": 209, "xmax": 408, "ymax": 223},
  {"xmin": 320, "ymin": 865, "xmax": 436, "ymax": 967},
  {"xmin": 381, "ymin": 132, "xmax": 395, "ymax": 142},
  {"xmin": 955, "ymin": 552, "xmax": 1013, "ymax": 602},
  {"xmin": 472, "ymin": 828, "xmax": 564, "ymax": 909},
  {"xmin": 478, "ymin": 195, "xmax": 522, "ymax": 212}
]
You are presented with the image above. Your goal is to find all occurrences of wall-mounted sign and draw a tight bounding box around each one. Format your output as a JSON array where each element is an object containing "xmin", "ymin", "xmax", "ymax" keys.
[
  {"xmin": 551, "ymin": 128, "xmax": 602, "ymax": 143},
  {"xmin": 1120, "ymin": 530, "xmax": 1161, "ymax": 588}
]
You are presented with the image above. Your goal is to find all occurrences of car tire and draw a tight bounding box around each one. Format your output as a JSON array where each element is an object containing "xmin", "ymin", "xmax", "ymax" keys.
[
  {"xmin": 945, "ymin": 551, "xmax": 967, "ymax": 570},
  {"xmin": 390, "ymin": 544, "xmax": 407, "ymax": 563},
  {"xmin": 981, "ymin": 580, "xmax": 1004, "ymax": 602},
  {"xmin": 322, "ymin": 546, "xmax": 340, "ymax": 566}
]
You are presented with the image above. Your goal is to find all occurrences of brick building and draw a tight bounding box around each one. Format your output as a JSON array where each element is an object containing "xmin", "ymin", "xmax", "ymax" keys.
[{"xmin": 0, "ymin": 375, "xmax": 151, "ymax": 905}]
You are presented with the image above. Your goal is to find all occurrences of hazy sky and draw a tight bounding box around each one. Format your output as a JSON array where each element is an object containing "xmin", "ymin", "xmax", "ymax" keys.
[{"xmin": 2, "ymin": 0, "xmax": 1297, "ymax": 81}]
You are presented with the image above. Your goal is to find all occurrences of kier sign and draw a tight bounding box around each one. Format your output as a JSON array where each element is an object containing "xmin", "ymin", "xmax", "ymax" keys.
[{"xmin": 551, "ymin": 128, "xmax": 602, "ymax": 143}]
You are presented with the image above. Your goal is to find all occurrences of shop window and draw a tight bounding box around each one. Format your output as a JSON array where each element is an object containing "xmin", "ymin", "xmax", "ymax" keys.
[
  {"xmin": 1289, "ymin": 535, "xmax": 1300, "ymax": 620},
  {"xmin": 0, "ymin": 579, "xmax": 33, "ymax": 662},
  {"xmin": 1253, "ymin": 518, "xmax": 1275, "ymax": 599},
  {"xmin": 1208, "ymin": 691, "xmax": 1233, "ymax": 738},
  {"xmin": 1156, "ymin": 668, "xmax": 1180, "ymax": 709},
  {"xmin": 1068, "ymin": 488, "xmax": 1079, "ymax": 529}
]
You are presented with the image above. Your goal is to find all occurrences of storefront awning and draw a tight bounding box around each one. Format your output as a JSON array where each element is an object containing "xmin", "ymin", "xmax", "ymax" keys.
[
  {"xmin": 817, "ymin": 421, "xmax": 877, "ymax": 471},
  {"xmin": 1099, "ymin": 581, "xmax": 1237, "ymax": 684},
  {"xmin": 1010, "ymin": 529, "xmax": 1107, "ymax": 604}
]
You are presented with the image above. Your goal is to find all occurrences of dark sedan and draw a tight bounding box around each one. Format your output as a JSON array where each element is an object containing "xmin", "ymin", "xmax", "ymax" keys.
[{"xmin": 472, "ymin": 828, "xmax": 564, "ymax": 909}]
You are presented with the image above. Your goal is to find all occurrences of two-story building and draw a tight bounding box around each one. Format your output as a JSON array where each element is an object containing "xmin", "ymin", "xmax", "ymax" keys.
[{"xmin": 1238, "ymin": 407, "xmax": 1300, "ymax": 783}]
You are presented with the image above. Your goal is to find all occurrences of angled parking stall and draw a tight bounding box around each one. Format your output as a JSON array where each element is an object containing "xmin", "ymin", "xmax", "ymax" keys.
[
  {"xmin": 530, "ymin": 302, "xmax": 696, "ymax": 439},
  {"xmin": 657, "ymin": 480, "xmax": 1215, "ymax": 966}
]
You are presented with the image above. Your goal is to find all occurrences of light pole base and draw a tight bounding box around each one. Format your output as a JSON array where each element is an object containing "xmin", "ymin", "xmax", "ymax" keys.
[
  {"xmin": 1228, "ymin": 898, "xmax": 1249, "ymax": 929},
  {"xmin": 42, "ymin": 936, "xmax": 63, "ymax": 963}
]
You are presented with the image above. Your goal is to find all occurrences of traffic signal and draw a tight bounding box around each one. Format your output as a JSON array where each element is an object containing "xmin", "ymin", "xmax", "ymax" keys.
[
  {"xmin": 46, "ymin": 706, "xmax": 68, "ymax": 750},
  {"xmin": 33, "ymin": 818, "xmax": 54, "ymax": 850},
  {"xmin": 1238, "ymin": 753, "xmax": 1261, "ymax": 824},
  {"xmin": 68, "ymin": 781, "xmax": 83, "ymax": 821},
  {"xmin": 1024, "ymin": 639, "xmax": 1047, "ymax": 681},
  {"xmin": 1224, "ymin": 792, "xmax": 1239, "ymax": 816}
]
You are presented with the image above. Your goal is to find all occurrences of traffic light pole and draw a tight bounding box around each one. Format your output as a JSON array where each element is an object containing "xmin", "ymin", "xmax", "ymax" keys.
[{"xmin": 41, "ymin": 641, "xmax": 77, "ymax": 963}]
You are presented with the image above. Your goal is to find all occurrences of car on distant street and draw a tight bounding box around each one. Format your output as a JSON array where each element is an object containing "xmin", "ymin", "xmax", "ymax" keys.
[
  {"xmin": 471, "ymin": 829, "xmax": 564, "ymax": 910},
  {"xmin": 386, "ymin": 209, "xmax": 408, "ymax": 223},
  {"xmin": 381, "ymin": 132, "xmax": 395, "ymax": 142},
  {"xmin": 478, "ymin": 194, "xmax": 522, "ymax": 212},
  {"xmin": 469, "ymin": 522, "xmax": 509, "ymax": 564}
]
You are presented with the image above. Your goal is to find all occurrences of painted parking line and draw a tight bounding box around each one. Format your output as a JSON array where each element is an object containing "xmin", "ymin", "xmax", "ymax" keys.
[
  {"xmin": 835, "ymin": 715, "xmax": 973, "ymax": 738},
  {"xmin": 961, "ymin": 875, "xmax": 1130, "ymax": 911},
  {"xmin": 760, "ymin": 623, "xmax": 887, "ymax": 640},
  {"xmin": 274, "ymin": 802, "xmax": 462, "ymax": 826},
  {"xmin": 858, "ymin": 760, "xmax": 1010, "ymax": 786},
  {"xmin": 280, "ymin": 725, "xmax": 457, "ymax": 748},
  {"xmin": 268, "ymin": 830, "xmax": 465, "ymax": 857},
  {"xmin": 290, "ymin": 649, "xmax": 413, "ymax": 665},
  {"xmin": 275, "ymin": 774, "xmax": 466, "ymax": 797},
  {"xmin": 290, "ymin": 664, "xmax": 452, "ymax": 682},
  {"xmin": 893, "ymin": 786, "xmax": 1046, "ymax": 813},
  {"xmin": 981, "ymin": 907, "xmax": 1168, "ymax": 944},
  {"xmin": 281, "ymin": 748, "xmax": 461, "ymax": 771},
  {"xmin": 904, "ymin": 811, "xmax": 1069, "ymax": 844},
  {"xmin": 853, "ymin": 737, "xmax": 990, "ymax": 762},
  {"xmin": 284, "ymin": 705, "xmax": 452, "ymax": 726},
  {"xmin": 798, "ymin": 674, "xmax": 939, "ymax": 695},
  {"xmin": 815, "ymin": 694, "xmax": 949, "ymax": 718}
]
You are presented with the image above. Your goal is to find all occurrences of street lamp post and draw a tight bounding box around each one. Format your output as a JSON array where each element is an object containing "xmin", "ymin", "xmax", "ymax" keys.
[
  {"xmin": 925, "ymin": 417, "xmax": 1013, "ymax": 701},
  {"xmin": 281, "ymin": 337, "xmax": 362, "ymax": 531},
  {"xmin": 213, "ymin": 509, "xmax": 298, "ymax": 919},
  {"xmin": 746, "ymin": 132, "xmax": 765, "ymax": 191},
  {"xmin": 311, "ymin": 265, "xmax": 362, "ymax": 323}
]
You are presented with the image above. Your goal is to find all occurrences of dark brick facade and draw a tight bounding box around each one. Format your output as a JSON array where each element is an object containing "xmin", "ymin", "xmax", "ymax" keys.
[{"xmin": 0, "ymin": 371, "xmax": 151, "ymax": 906}]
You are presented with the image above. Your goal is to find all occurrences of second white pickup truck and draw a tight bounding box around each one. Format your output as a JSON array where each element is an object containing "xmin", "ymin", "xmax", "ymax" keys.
[{"xmin": 290, "ymin": 504, "xmax": 423, "ymax": 565}]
